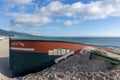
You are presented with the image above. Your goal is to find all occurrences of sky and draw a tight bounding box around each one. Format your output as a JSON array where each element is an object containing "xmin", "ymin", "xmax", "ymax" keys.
[{"xmin": 0, "ymin": 0, "xmax": 120, "ymax": 37}]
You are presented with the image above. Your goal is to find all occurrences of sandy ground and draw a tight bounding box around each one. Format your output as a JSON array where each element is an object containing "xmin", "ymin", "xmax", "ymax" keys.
[{"xmin": 0, "ymin": 39, "xmax": 12, "ymax": 80}]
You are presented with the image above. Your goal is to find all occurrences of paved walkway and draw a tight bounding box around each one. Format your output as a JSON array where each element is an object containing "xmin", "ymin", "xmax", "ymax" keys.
[{"xmin": 0, "ymin": 39, "xmax": 11, "ymax": 79}]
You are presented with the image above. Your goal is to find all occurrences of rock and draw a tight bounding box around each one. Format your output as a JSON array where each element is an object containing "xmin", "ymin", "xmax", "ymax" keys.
[
  {"xmin": 79, "ymin": 75, "xmax": 87, "ymax": 80},
  {"xmin": 94, "ymin": 76, "xmax": 104, "ymax": 80},
  {"xmin": 21, "ymin": 75, "xmax": 33, "ymax": 80},
  {"xmin": 99, "ymin": 72, "xmax": 106, "ymax": 77},
  {"xmin": 56, "ymin": 73, "xmax": 64, "ymax": 78},
  {"xmin": 69, "ymin": 77, "xmax": 76, "ymax": 80},
  {"xmin": 37, "ymin": 77, "xmax": 44, "ymax": 80},
  {"xmin": 109, "ymin": 77, "xmax": 115, "ymax": 80},
  {"xmin": 32, "ymin": 75, "xmax": 40, "ymax": 80},
  {"xmin": 65, "ymin": 71, "xmax": 70, "ymax": 75},
  {"xmin": 48, "ymin": 75, "xmax": 56, "ymax": 80}
]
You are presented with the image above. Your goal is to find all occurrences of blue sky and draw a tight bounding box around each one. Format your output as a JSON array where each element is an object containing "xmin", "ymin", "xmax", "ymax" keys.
[{"xmin": 0, "ymin": 0, "xmax": 120, "ymax": 37}]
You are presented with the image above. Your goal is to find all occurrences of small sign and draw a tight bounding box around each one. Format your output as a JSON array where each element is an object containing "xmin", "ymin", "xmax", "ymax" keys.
[{"xmin": 48, "ymin": 48, "xmax": 71, "ymax": 55}]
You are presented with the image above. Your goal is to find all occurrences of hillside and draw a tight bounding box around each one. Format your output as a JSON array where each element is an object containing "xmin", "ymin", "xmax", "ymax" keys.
[{"xmin": 0, "ymin": 29, "xmax": 34, "ymax": 37}]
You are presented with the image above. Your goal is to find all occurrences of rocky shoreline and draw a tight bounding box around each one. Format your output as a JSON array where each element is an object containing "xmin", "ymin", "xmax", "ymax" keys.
[
  {"xmin": 18, "ymin": 70, "xmax": 120, "ymax": 80},
  {"xmin": 17, "ymin": 47, "xmax": 120, "ymax": 80}
]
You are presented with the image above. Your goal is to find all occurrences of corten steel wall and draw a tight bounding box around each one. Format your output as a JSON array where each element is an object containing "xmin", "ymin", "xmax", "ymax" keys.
[
  {"xmin": 10, "ymin": 40, "xmax": 114, "ymax": 53},
  {"xmin": 10, "ymin": 40, "xmax": 86, "ymax": 53},
  {"xmin": 10, "ymin": 40, "xmax": 86, "ymax": 77}
]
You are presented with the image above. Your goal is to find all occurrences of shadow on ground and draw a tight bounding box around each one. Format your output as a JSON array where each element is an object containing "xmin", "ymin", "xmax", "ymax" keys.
[{"xmin": 0, "ymin": 57, "xmax": 11, "ymax": 78}]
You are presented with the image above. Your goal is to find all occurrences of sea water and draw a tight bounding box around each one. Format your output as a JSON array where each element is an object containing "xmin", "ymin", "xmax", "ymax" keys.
[{"xmin": 54, "ymin": 37, "xmax": 120, "ymax": 48}]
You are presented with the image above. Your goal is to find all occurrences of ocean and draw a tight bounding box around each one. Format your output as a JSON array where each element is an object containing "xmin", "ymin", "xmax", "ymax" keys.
[
  {"xmin": 13, "ymin": 36, "xmax": 120, "ymax": 48},
  {"xmin": 54, "ymin": 37, "xmax": 120, "ymax": 48}
]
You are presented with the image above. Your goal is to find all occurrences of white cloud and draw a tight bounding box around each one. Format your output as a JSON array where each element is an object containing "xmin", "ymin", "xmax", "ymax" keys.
[
  {"xmin": 3, "ymin": 0, "xmax": 32, "ymax": 10},
  {"xmin": 37, "ymin": 0, "xmax": 120, "ymax": 25},
  {"xmin": 64, "ymin": 20, "xmax": 73, "ymax": 26},
  {"xmin": 44, "ymin": 0, "xmax": 120, "ymax": 19},
  {"xmin": 10, "ymin": 13, "xmax": 51, "ymax": 26},
  {"xmin": 63, "ymin": 19, "xmax": 80, "ymax": 26},
  {"xmin": 7, "ymin": 0, "xmax": 120, "ymax": 26}
]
